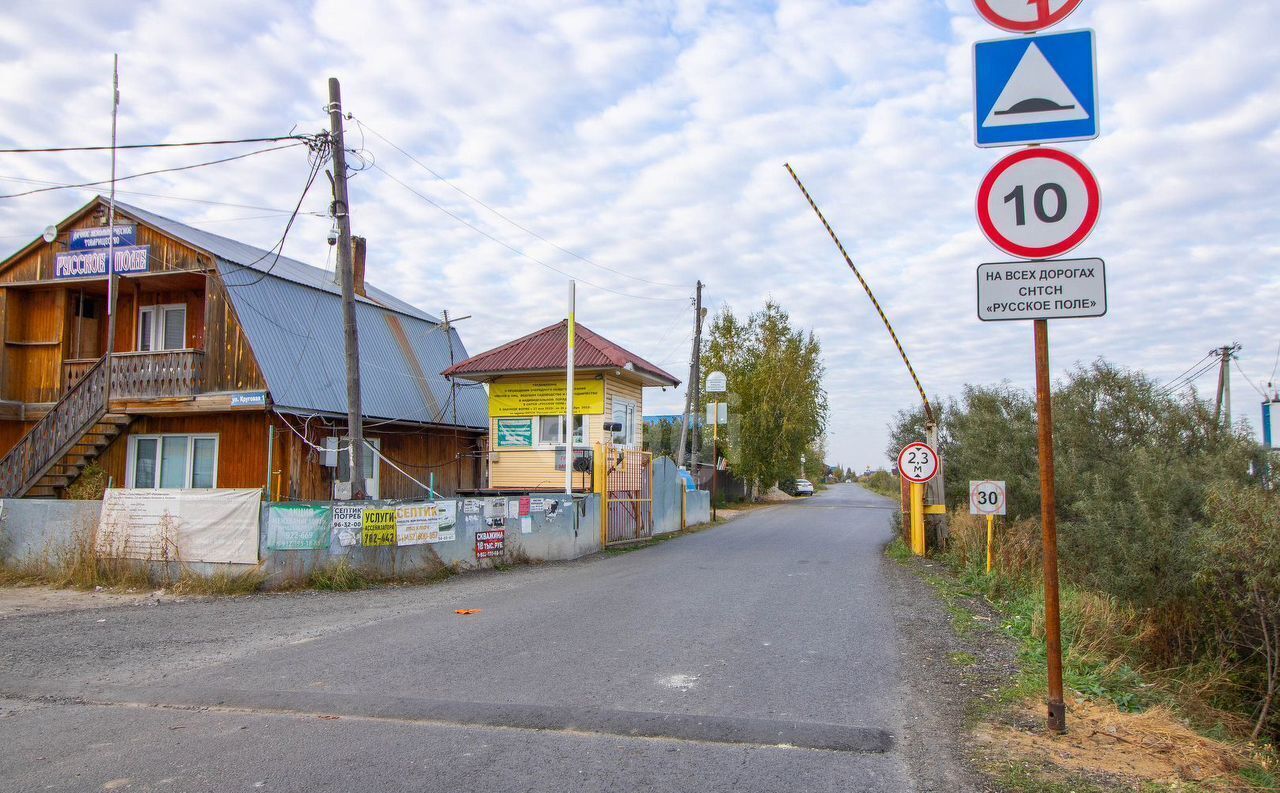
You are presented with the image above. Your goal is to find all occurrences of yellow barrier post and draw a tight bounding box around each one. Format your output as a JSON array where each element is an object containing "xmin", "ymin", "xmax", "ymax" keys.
[
  {"xmin": 986, "ymin": 514, "xmax": 994, "ymax": 574},
  {"xmin": 910, "ymin": 481, "xmax": 925, "ymax": 556}
]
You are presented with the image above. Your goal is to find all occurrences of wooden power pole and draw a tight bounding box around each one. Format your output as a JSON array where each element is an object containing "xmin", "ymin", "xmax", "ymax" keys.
[
  {"xmin": 688, "ymin": 281, "xmax": 705, "ymax": 481},
  {"xmin": 327, "ymin": 77, "xmax": 365, "ymax": 498}
]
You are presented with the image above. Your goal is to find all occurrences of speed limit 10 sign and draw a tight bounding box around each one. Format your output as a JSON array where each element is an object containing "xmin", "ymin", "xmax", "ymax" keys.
[
  {"xmin": 970, "ymin": 480, "xmax": 1007, "ymax": 515},
  {"xmin": 976, "ymin": 147, "xmax": 1100, "ymax": 260},
  {"xmin": 898, "ymin": 442, "xmax": 939, "ymax": 484}
]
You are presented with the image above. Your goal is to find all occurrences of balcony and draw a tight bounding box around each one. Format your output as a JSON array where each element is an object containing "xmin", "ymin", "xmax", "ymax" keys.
[{"xmin": 62, "ymin": 350, "xmax": 206, "ymax": 400}]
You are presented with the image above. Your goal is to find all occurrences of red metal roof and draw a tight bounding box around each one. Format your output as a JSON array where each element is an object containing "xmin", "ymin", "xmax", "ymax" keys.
[{"xmin": 442, "ymin": 320, "xmax": 679, "ymax": 386}]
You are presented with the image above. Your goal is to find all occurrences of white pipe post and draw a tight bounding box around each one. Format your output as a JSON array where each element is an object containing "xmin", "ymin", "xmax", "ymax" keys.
[{"xmin": 565, "ymin": 281, "xmax": 576, "ymax": 495}]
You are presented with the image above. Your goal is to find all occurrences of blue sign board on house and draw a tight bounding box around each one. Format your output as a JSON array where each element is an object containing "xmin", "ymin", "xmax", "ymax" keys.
[
  {"xmin": 54, "ymin": 245, "xmax": 150, "ymax": 279},
  {"xmin": 69, "ymin": 224, "xmax": 136, "ymax": 251},
  {"xmin": 231, "ymin": 392, "xmax": 268, "ymax": 407},
  {"xmin": 974, "ymin": 28, "xmax": 1097, "ymax": 147}
]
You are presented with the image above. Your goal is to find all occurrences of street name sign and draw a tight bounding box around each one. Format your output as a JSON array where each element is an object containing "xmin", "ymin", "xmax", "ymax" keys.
[
  {"xmin": 977, "ymin": 258, "xmax": 1105, "ymax": 321},
  {"xmin": 970, "ymin": 480, "xmax": 1007, "ymax": 516},
  {"xmin": 974, "ymin": 29, "xmax": 1097, "ymax": 147},
  {"xmin": 973, "ymin": 0, "xmax": 1084, "ymax": 34},
  {"xmin": 976, "ymin": 147, "xmax": 1099, "ymax": 259},
  {"xmin": 897, "ymin": 442, "xmax": 939, "ymax": 484}
]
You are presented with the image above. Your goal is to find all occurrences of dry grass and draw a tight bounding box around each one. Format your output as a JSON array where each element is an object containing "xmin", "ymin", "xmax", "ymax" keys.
[{"xmin": 976, "ymin": 697, "xmax": 1271, "ymax": 791}]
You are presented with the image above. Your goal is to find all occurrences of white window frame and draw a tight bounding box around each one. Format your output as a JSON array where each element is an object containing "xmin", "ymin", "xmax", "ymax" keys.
[
  {"xmin": 328, "ymin": 437, "xmax": 381, "ymax": 500},
  {"xmin": 137, "ymin": 303, "xmax": 187, "ymax": 352},
  {"xmin": 611, "ymin": 397, "xmax": 638, "ymax": 448},
  {"xmin": 125, "ymin": 433, "xmax": 219, "ymax": 489},
  {"xmin": 536, "ymin": 415, "xmax": 586, "ymax": 449}
]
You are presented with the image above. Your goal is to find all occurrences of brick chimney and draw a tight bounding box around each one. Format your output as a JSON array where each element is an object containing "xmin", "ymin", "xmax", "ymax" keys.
[{"xmin": 351, "ymin": 236, "xmax": 367, "ymax": 297}]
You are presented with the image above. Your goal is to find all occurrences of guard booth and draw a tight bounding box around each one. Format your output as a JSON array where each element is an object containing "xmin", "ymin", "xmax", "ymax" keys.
[{"xmin": 442, "ymin": 320, "xmax": 678, "ymax": 544}]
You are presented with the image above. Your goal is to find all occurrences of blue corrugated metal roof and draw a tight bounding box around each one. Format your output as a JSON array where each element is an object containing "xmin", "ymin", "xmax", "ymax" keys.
[
  {"xmin": 220, "ymin": 261, "xmax": 487, "ymax": 428},
  {"xmin": 90, "ymin": 199, "xmax": 484, "ymax": 429},
  {"xmin": 112, "ymin": 199, "xmax": 439, "ymax": 323}
]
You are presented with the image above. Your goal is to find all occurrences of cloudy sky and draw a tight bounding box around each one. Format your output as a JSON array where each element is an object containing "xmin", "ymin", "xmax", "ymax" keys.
[{"xmin": 0, "ymin": 0, "xmax": 1276, "ymax": 468}]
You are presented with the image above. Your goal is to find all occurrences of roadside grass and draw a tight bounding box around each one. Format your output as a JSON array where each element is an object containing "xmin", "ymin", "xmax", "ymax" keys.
[{"xmin": 886, "ymin": 533, "xmax": 1280, "ymax": 791}]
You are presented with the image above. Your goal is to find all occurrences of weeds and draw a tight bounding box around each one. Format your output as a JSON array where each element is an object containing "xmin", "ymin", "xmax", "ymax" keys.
[{"xmin": 306, "ymin": 558, "xmax": 371, "ymax": 591}]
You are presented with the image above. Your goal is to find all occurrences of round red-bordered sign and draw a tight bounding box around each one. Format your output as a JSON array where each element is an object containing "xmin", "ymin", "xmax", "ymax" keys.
[
  {"xmin": 973, "ymin": 0, "xmax": 1083, "ymax": 33},
  {"xmin": 897, "ymin": 442, "xmax": 939, "ymax": 484},
  {"xmin": 976, "ymin": 147, "xmax": 1100, "ymax": 260}
]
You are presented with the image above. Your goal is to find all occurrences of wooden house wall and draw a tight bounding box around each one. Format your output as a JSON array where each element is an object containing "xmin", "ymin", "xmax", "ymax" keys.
[
  {"xmin": 267, "ymin": 414, "xmax": 483, "ymax": 502},
  {"xmin": 487, "ymin": 372, "xmax": 644, "ymax": 491},
  {"xmin": 94, "ymin": 412, "xmax": 274, "ymax": 490},
  {"xmin": 203, "ymin": 276, "xmax": 265, "ymax": 392},
  {"xmin": 0, "ymin": 203, "xmax": 267, "ymax": 406}
]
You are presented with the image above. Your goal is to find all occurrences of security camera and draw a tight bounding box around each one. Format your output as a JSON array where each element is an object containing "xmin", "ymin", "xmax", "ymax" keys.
[{"xmin": 327, "ymin": 228, "xmax": 339, "ymax": 246}]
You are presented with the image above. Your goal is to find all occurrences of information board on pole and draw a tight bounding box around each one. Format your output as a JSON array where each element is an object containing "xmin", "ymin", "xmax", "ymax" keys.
[
  {"xmin": 969, "ymin": 480, "xmax": 1007, "ymax": 515},
  {"xmin": 977, "ymin": 258, "xmax": 1105, "ymax": 321}
]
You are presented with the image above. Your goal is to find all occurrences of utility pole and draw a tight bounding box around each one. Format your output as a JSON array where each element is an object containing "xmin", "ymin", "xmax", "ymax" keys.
[
  {"xmin": 327, "ymin": 77, "xmax": 365, "ymax": 498},
  {"xmin": 565, "ymin": 281, "xmax": 576, "ymax": 496},
  {"xmin": 676, "ymin": 281, "xmax": 703, "ymax": 469},
  {"xmin": 689, "ymin": 281, "xmax": 705, "ymax": 483},
  {"xmin": 1214, "ymin": 344, "xmax": 1240, "ymax": 430}
]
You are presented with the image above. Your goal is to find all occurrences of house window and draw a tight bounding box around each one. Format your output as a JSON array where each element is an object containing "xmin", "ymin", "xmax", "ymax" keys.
[
  {"xmin": 127, "ymin": 434, "xmax": 218, "ymax": 488},
  {"xmin": 138, "ymin": 304, "xmax": 186, "ymax": 351},
  {"xmin": 612, "ymin": 398, "xmax": 637, "ymax": 447},
  {"xmin": 328, "ymin": 437, "xmax": 381, "ymax": 500},
  {"xmin": 538, "ymin": 415, "xmax": 585, "ymax": 446}
]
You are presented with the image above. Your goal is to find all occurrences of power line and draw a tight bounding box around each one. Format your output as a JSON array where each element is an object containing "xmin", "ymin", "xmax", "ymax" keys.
[
  {"xmin": 369, "ymin": 160, "xmax": 687, "ymax": 303},
  {"xmin": 352, "ymin": 117, "xmax": 687, "ymax": 290},
  {"xmin": 1158, "ymin": 351, "xmax": 1215, "ymax": 392},
  {"xmin": 0, "ymin": 141, "xmax": 309, "ymax": 200},
  {"xmin": 0, "ymin": 134, "xmax": 311, "ymax": 155},
  {"xmin": 1159, "ymin": 358, "xmax": 1219, "ymax": 395},
  {"xmin": 1234, "ymin": 359, "xmax": 1269, "ymax": 400},
  {"xmin": 0, "ymin": 174, "xmax": 329, "ymax": 216}
]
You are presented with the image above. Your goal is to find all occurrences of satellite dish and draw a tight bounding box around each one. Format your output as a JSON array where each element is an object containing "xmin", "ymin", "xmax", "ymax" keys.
[{"xmin": 41, "ymin": 225, "xmax": 58, "ymax": 244}]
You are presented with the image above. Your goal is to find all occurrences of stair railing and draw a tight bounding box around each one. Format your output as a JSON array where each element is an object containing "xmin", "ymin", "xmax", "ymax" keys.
[{"xmin": 0, "ymin": 355, "xmax": 109, "ymax": 497}]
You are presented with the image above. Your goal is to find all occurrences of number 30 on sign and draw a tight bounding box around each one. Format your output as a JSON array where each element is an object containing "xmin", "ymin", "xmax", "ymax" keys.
[{"xmin": 897, "ymin": 442, "xmax": 939, "ymax": 484}]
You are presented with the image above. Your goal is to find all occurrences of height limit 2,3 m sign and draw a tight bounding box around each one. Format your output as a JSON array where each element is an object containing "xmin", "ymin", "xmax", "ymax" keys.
[{"xmin": 897, "ymin": 442, "xmax": 939, "ymax": 484}]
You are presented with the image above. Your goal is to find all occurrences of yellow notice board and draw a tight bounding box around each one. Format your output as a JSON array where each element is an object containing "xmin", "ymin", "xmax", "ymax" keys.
[
  {"xmin": 490, "ymin": 377, "xmax": 605, "ymax": 417},
  {"xmin": 362, "ymin": 508, "xmax": 397, "ymax": 546}
]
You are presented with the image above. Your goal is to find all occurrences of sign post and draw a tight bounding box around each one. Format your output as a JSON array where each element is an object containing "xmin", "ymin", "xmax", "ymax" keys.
[
  {"xmin": 970, "ymin": 0, "xmax": 1096, "ymax": 736},
  {"xmin": 969, "ymin": 480, "xmax": 1008, "ymax": 573},
  {"xmin": 705, "ymin": 372, "xmax": 727, "ymax": 522},
  {"xmin": 898, "ymin": 442, "xmax": 939, "ymax": 556}
]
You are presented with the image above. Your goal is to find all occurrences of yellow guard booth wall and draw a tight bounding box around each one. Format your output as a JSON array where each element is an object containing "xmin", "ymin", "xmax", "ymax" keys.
[{"xmin": 487, "ymin": 372, "xmax": 642, "ymax": 491}]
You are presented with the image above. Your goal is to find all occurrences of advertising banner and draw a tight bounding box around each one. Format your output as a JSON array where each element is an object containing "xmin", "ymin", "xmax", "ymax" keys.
[
  {"xmin": 489, "ymin": 377, "xmax": 604, "ymax": 417},
  {"xmin": 98, "ymin": 488, "xmax": 260, "ymax": 564},
  {"xmin": 266, "ymin": 504, "xmax": 331, "ymax": 550},
  {"xmin": 395, "ymin": 501, "xmax": 458, "ymax": 546}
]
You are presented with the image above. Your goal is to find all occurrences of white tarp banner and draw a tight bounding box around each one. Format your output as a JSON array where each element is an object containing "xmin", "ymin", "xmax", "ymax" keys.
[{"xmin": 98, "ymin": 488, "xmax": 260, "ymax": 564}]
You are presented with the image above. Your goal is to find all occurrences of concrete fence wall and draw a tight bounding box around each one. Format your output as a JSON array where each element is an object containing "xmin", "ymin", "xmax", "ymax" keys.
[{"xmin": 1, "ymin": 472, "xmax": 712, "ymax": 587}]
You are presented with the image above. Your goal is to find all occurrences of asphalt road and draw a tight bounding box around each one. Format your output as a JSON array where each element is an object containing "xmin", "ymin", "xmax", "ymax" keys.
[{"xmin": 0, "ymin": 484, "xmax": 965, "ymax": 792}]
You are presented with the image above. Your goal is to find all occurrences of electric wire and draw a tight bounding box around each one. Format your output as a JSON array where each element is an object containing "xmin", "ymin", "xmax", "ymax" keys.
[
  {"xmin": 369, "ymin": 160, "xmax": 687, "ymax": 303},
  {"xmin": 1158, "ymin": 351, "xmax": 1215, "ymax": 392},
  {"xmin": 0, "ymin": 174, "xmax": 328, "ymax": 216},
  {"xmin": 1158, "ymin": 359, "xmax": 1220, "ymax": 395},
  {"xmin": 0, "ymin": 141, "xmax": 309, "ymax": 200},
  {"xmin": 1234, "ymin": 359, "xmax": 1269, "ymax": 400},
  {"xmin": 352, "ymin": 117, "xmax": 687, "ymax": 289},
  {"xmin": 0, "ymin": 134, "xmax": 311, "ymax": 154}
]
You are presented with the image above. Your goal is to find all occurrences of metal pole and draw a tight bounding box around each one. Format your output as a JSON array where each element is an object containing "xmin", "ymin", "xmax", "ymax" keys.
[
  {"xmin": 565, "ymin": 281, "xmax": 575, "ymax": 495},
  {"xmin": 1034, "ymin": 319, "xmax": 1067, "ymax": 733},
  {"xmin": 711, "ymin": 400, "xmax": 718, "ymax": 522},
  {"xmin": 986, "ymin": 514, "xmax": 994, "ymax": 574},
  {"xmin": 910, "ymin": 482, "xmax": 925, "ymax": 555},
  {"xmin": 328, "ymin": 77, "xmax": 365, "ymax": 498},
  {"xmin": 265, "ymin": 424, "xmax": 274, "ymax": 502},
  {"xmin": 103, "ymin": 54, "xmax": 120, "ymax": 407}
]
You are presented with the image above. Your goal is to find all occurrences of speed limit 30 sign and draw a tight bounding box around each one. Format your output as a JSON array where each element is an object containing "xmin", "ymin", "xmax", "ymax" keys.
[
  {"xmin": 976, "ymin": 147, "xmax": 1099, "ymax": 260},
  {"xmin": 897, "ymin": 442, "xmax": 939, "ymax": 484},
  {"xmin": 970, "ymin": 480, "xmax": 1007, "ymax": 515}
]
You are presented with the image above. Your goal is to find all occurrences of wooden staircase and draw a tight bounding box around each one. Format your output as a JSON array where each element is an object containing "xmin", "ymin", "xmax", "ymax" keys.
[
  {"xmin": 0, "ymin": 355, "xmax": 113, "ymax": 498},
  {"xmin": 25, "ymin": 413, "xmax": 132, "ymax": 498}
]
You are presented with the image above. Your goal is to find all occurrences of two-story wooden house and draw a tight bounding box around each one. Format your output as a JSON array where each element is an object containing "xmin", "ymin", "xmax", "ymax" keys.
[{"xmin": 0, "ymin": 197, "xmax": 487, "ymax": 500}]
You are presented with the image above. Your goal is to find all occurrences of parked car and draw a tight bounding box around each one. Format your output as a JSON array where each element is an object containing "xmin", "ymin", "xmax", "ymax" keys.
[{"xmin": 794, "ymin": 479, "xmax": 815, "ymax": 496}]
